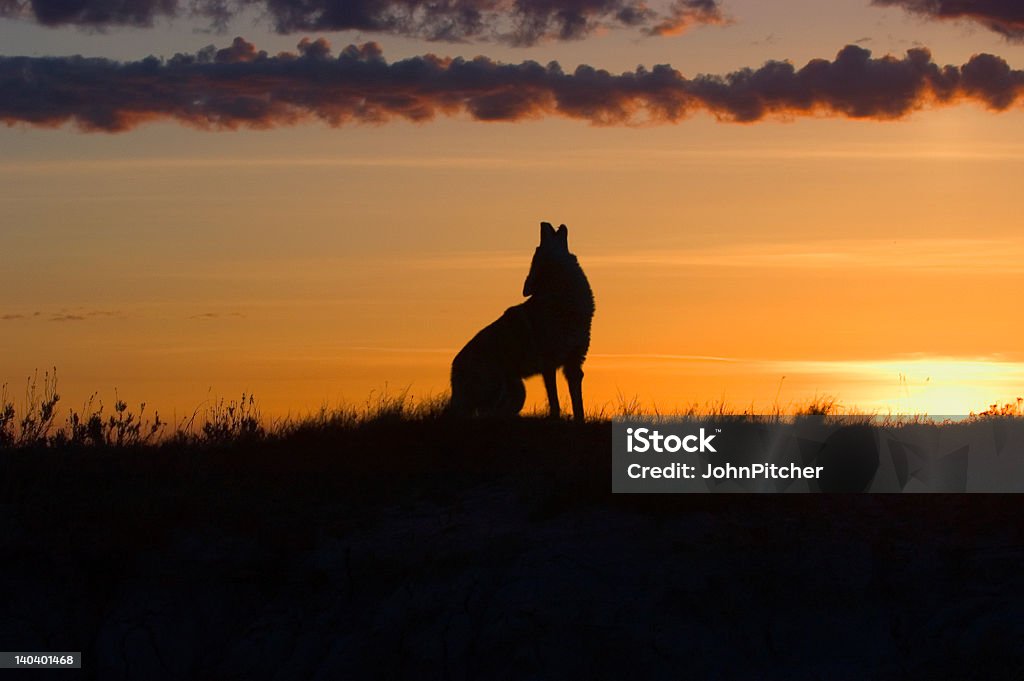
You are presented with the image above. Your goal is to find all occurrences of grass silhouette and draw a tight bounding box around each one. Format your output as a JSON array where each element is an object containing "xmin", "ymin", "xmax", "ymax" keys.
[
  {"xmin": 2, "ymin": 371, "xmax": 1024, "ymax": 676},
  {"xmin": 1, "ymin": 368, "xmax": 1022, "ymax": 451}
]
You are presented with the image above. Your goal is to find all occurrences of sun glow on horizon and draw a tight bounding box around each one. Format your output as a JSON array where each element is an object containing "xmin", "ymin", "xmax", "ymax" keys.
[
  {"xmin": 4, "ymin": 351, "xmax": 1017, "ymax": 427},
  {"xmin": 573, "ymin": 354, "xmax": 1024, "ymax": 417}
]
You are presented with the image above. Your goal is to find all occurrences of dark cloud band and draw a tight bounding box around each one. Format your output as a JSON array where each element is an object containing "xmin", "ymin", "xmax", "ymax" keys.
[
  {"xmin": 875, "ymin": 0, "xmax": 1024, "ymax": 42},
  {"xmin": 0, "ymin": 0, "xmax": 727, "ymax": 44},
  {"xmin": 1, "ymin": 39, "xmax": 1021, "ymax": 132}
]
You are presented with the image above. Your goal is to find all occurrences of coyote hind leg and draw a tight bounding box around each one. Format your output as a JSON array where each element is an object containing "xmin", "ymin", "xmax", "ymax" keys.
[
  {"xmin": 450, "ymin": 366, "xmax": 525, "ymax": 417},
  {"xmin": 492, "ymin": 374, "xmax": 527, "ymax": 417}
]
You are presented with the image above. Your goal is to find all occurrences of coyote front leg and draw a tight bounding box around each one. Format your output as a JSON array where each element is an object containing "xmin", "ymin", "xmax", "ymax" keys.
[
  {"xmin": 542, "ymin": 368, "xmax": 561, "ymax": 419},
  {"xmin": 564, "ymin": 363, "xmax": 585, "ymax": 423}
]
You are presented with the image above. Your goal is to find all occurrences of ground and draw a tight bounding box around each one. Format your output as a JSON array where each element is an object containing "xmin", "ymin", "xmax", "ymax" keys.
[{"xmin": 2, "ymin": 418, "xmax": 1023, "ymax": 679}]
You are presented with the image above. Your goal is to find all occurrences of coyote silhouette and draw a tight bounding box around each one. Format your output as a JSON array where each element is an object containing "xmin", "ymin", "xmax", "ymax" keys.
[{"xmin": 450, "ymin": 222, "xmax": 595, "ymax": 421}]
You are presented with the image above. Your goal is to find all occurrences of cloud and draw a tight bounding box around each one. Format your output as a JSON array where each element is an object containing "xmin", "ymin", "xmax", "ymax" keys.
[
  {"xmin": 0, "ymin": 40, "xmax": 1021, "ymax": 132},
  {"xmin": 874, "ymin": 0, "xmax": 1024, "ymax": 42},
  {"xmin": 0, "ymin": 0, "xmax": 178, "ymax": 27},
  {"xmin": 190, "ymin": 311, "xmax": 246, "ymax": 319},
  {"xmin": 47, "ymin": 310, "xmax": 121, "ymax": 322},
  {"xmin": 645, "ymin": 0, "xmax": 729, "ymax": 36},
  {"xmin": 0, "ymin": 0, "xmax": 727, "ymax": 43}
]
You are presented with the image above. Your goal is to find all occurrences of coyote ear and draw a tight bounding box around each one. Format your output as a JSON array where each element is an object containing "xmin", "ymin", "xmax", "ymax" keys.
[
  {"xmin": 540, "ymin": 221, "xmax": 555, "ymax": 243},
  {"xmin": 556, "ymin": 224, "xmax": 568, "ymax": 248}
]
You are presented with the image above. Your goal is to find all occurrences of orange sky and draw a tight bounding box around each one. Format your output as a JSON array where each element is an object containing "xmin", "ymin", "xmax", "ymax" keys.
[{"xmin": 2, "ymin": 0, "xmax": 1024, "ymax": 419}]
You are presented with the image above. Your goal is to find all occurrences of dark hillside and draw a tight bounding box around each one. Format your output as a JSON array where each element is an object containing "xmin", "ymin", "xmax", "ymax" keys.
[{"xmin": 2, "ymin": 417, "xmax": 1023, "ymax": 679}]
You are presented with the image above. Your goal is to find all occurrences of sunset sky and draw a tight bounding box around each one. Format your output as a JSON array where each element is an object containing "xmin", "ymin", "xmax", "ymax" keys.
[{"xmin": 2, "ymin": 0, "xmax": 1024, "ymax": 419}]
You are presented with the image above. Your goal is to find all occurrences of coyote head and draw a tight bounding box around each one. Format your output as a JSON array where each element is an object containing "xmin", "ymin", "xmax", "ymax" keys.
[{"xmin": 523, "ymin": 221, "xmax": 570, "ymax": 297}]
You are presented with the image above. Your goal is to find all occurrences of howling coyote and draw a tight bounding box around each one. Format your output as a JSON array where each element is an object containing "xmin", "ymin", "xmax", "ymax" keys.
[{"xmin": 450, "ymin": 222, "xmax": 595, "ymax": 421}]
